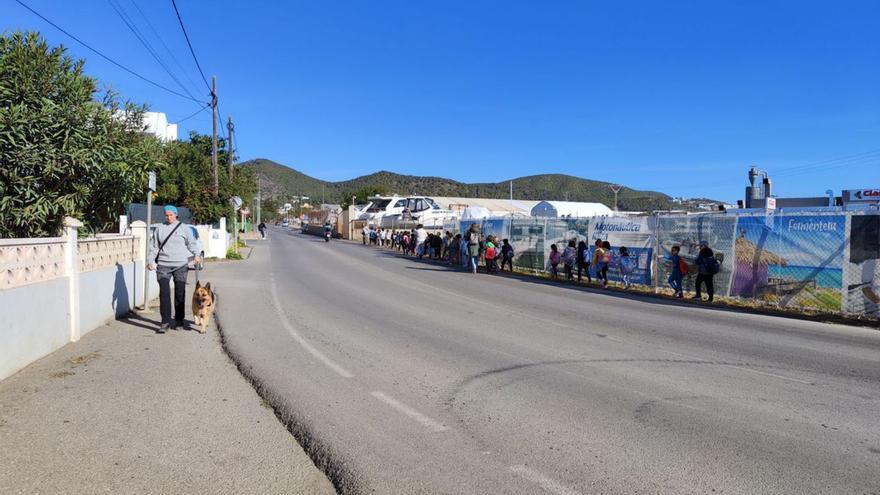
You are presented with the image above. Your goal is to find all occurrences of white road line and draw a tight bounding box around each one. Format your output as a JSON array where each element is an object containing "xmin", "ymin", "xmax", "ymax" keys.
[
  {"xmin": 509, "ymin": 465, "xmax": 583, "ymax": 495},
  {"xmin": 269, "ymin": 275, "xmax": 354, "ymax": 379},
  {"xmin": 370, "ymin": 391, "xmax": 449, "ymax": 432}
]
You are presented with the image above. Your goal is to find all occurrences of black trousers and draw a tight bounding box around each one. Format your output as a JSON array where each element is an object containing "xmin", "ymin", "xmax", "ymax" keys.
[
  {"xmin": 157, "ymin": 264, "xmax": 188, "ymax": 324},
  {"xmin": 577, "ymin": 261, "xmax": 591, "ymax": 282},
  {"xmin": 695, "ymin": 273, "xmax": 715, "ymax": 300},
  {"xmin": 501, "ymin": 256, "xmax": 513, "ymax": 271}
]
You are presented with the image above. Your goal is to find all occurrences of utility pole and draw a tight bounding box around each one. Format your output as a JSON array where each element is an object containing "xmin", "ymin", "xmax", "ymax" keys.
[
  {"xmin": 509, "ymin": 180, "xmax": 513, "ymax": 201},
  {"xmin": 609, "ymin": 184, "xmax": 622, "ymax": 212},
  {"xmin": 211, "ymin": 75, "xmax": 219, "ymax": 196},
  {"xmin": 227, "ymin": 116, "xmax": 234, "ymax": 179},
  {"xmin": 255, "ymin": 176, "xmax": 261, "ymax": 231}
]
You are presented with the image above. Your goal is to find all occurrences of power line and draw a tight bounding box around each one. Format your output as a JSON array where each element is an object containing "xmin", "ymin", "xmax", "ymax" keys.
[
  {"xmin": 171, "ymin": 103, "xmax": 210, "ymax": 124},
  {"xmin": 170, "ymin": 0, "xmax": 212, "ymax": 93},
  {"xmin": 13, "ymin": 0, "xmax": 206, "ymax": 104},
  {"xmin": 106, "ymin": 0, "xmax": 199, "ymax": 102},
  {"xmin": 772, "ymin": 148, "xmax": 880, "ymax": 175},
  {"xmin": 127, "ymin": 0, "xmax": 203, "ymax": 92}
]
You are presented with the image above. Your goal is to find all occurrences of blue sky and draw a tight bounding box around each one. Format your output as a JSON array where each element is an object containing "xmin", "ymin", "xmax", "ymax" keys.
[{"xmin": 5, "ymin": 0, "xmax": 879, "ymax": 202}]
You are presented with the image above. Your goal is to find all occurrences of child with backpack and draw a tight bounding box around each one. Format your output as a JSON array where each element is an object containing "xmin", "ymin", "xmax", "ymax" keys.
[
  {"xmin": 576, "ymin": 240, "xmax": 591, "ymax": 283},
  {"xmin": 484, "ymin": 236, "xmax": 497, "ymax": 273},
  {"xmin": 618, "ymin": 246, "xmax": 633, "ymax": 289},
  {"xmin": 548, "ymin": 244, "xmax": 560, "ymax": 279},
  {"xmin": 500, "ymin": 239, "xmax": 514, "ymax": 272},
  {"xmin": 598, "ymin": 241, "xmax": 612, "ymax": 287},
  {"xmin": 593, "ymin": 239, "xmax": 608, "ymax": 287},
  {"xmin": 694, "ymin": 240, "xmax": 718, "ymax": 301},
  {"xmin": 664, "ymin": 245, "xmax": 685, "ymax": 298},
  {"xmin": 562, "ymin": 240, "xmax": 577, "ymax": 281}
]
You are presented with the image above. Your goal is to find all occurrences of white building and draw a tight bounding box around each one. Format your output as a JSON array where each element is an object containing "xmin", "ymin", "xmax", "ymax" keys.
[
  {"xmin": 142, "ymin": 111, "xmax": 178, "ymax": 142},
  {"xmin": 530, "ymin": 201, "xmax": 614, "ymax": 218}
]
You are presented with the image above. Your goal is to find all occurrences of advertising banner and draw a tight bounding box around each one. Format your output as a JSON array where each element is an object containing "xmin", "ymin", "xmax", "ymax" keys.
[
  {"xmin": 589, "ymin": 216, "xmax": 655, "ymax": 285},
  {"xmin": 657, "ymin": 216, "xmax": 737, "ymax": 295},
  {"xmin": 731, "ymin": 215, "xmax": 845, "ymax": 311},
  {"xmin": 843, "ymin": 214, "xmax": 880, "ymax": 316}
]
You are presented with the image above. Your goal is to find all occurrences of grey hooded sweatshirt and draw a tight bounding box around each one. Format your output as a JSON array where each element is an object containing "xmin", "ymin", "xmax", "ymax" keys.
[{"xmin": 147, "ymin": 221, "xmax": 201, "ymax": 268}]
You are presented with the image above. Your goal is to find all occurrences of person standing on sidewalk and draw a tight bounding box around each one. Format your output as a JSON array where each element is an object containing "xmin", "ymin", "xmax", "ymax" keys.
[
  {"xmin": 694, "ymin": 240, "xmax": 718, "ymax": 302},
  {"xmin": 466, "ymin": 223, "xmax": 481, "ymax": 273},
  {"xmin": 258, "ymin": 221, "xmax": 267, "ymax": 239},
  {"xmin": 147, "ymin": 205, "xmax": 201, "ymax": 333}
]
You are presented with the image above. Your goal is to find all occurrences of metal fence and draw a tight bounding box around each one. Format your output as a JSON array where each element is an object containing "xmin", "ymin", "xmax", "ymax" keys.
[{"xmin": 444, "ymin": 212, "xmax": 879, "ymax": 318}]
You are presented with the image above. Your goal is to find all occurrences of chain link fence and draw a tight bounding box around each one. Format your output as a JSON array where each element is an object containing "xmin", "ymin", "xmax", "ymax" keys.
[{"xmin": 443, "ymin": 212, "xmax": 878, "ymax": 318}]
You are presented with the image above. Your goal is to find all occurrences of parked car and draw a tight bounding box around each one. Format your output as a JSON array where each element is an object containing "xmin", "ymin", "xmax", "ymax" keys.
[{"xmin": 281, "ymin": 220, "xmax": 290, "ymax": 228}]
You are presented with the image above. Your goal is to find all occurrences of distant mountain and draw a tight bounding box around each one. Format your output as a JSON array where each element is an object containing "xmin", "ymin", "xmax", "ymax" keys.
[{"xmin": 241, "ymin": 158, "xmax": 675, "ymax": 211}]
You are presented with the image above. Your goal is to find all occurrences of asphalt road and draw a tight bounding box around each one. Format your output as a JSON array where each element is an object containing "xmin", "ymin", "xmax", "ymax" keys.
[{"xmin": 212, "ymin": 228, "xmax": 880, "ymax": 495}]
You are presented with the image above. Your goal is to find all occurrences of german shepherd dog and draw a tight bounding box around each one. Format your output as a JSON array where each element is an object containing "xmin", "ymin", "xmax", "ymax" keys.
[{"xmin": 192, "ymin": 281, "xmax": 215, "ymax": 334}]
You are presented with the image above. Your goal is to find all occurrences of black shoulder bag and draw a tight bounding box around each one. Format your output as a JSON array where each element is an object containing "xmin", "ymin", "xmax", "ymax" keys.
[{"xmin": 154, "ymin": 222, "xmax": 183, "ymax": 264}]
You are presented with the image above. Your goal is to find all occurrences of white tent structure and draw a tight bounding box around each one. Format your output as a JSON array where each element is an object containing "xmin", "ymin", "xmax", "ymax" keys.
[
  {"xmin": 460, "ymin": 206, "xmax": 492, "ymax": 221},
  {"xmin": 531, "ymin": 201, "xmax": 614, "ymax": 218},
  {"xmin": 430, "ymin": 197, "xmax": 540, "ymax": 217}
]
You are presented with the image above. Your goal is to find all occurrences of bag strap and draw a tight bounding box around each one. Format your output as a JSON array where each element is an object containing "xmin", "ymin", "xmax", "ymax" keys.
[{"xmin": 154, "ymin": 222, "xmax": 183, "ymax": 264}]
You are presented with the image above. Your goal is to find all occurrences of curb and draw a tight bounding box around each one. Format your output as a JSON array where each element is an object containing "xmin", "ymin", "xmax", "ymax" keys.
[
  {"xmin": 213, "ymin": 290, "xmax": 362, "ymax": 495},
  {"xmin": 349, "ymin": 240, "xmax": 880, "ymax": 330}
]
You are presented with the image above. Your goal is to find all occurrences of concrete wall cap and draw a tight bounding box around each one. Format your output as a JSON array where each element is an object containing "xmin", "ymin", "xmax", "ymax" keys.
[{"xmin": 63, "ymin": 217, "xmax": 84, "ymax": 228}]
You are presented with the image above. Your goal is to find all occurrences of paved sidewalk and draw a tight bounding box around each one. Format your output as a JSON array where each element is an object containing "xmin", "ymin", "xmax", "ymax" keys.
[{"xmin": 0, "ymin": 290, "xmax": 335, "ymax": 494}]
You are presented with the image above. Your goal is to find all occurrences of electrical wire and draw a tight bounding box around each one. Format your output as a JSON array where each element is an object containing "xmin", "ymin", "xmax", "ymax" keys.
[
  {"xmin": 106, "ymin": 0, "xmax": 199, "ymax": 102},
  {"xmin": 127, "ymin": 0, "xmax": 202, "ymax": 93},
  {"xmin": 171, "ymin": 103, "xmax": 210, "ymax": 124},
  {"xmin": 170, "ymin": 0, "xmax": 212, "ymax": 93},
  {"xmin": 13, "ymin": 0, "xmax": 206, "ymax": 104}
]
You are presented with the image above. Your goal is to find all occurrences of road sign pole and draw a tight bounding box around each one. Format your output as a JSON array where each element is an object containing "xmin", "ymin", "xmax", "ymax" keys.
[{"xmin": 141, "ymin": 171, "xmax": 156, "ymax": 311}]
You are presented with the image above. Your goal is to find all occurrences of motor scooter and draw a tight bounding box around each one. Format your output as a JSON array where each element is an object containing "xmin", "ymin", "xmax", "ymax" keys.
[{"xmin": 324, "ymin": 230, "xmax": 331, "ymax": 242}]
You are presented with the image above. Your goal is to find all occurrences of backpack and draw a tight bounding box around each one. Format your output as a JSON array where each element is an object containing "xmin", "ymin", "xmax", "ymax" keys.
[
  {"xmin": 485, "ymin": 246, "xmax": 495, "ymax": 259},
  {"xmin": 678, "ymin": 257, "xmax": 689, "ymax": 276},
  {"xmin": 704, "ymin": 256, "xmax": 720, "ymax": 275}
]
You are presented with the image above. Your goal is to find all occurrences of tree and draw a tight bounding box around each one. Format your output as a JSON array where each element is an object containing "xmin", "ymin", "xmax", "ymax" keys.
[
  {"xmin": 340, "ymin": 185, "xmax": 388, "ymax": 209},
  {"xmin": 260, "ymin": 197, "xmax": 280, "ymax": 222},
  {"xmin": 156, "ymin": 131, "xmax": 256, "ymax": 226},
  {"xmin": 0, "ymin": 31, "xmax": 160, "ymax": 237}
]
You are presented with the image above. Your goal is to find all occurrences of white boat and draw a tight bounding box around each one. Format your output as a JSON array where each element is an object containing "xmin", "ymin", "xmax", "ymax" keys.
[
  {"xmin": 379, "ymin": 196, "xmax": 458, "ymax": 230},
  {"xmin": 358, "ymin": 196, "xmax": 408, "ymax": 226}
]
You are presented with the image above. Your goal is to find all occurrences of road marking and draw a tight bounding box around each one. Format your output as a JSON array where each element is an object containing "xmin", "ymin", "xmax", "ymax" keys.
[
  {"xmin": 370, "ymin": 391, "xmax": 449, "ymax": 432},
  {"xmin": 509, "ymin": 465, "xmax": 582, "ymax": 495},
  {"xmin": 269, "ymin": 275, "xmax": 354, "ymax": 379}
]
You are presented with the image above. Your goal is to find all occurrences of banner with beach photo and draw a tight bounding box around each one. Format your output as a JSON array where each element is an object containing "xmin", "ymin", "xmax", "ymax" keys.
[{"xmin": 731, "ymin": 214, "xmax": 845, "ymax": 311}]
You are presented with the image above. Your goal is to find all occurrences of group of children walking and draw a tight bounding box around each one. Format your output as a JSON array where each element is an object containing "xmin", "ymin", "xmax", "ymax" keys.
[
  {"xmin": 361, "ymin": 224, "xmax": 719, "ymax": 301},
  {"xmin": 546, "ymin": 239, "xmax": 633, "ymax": 288}
]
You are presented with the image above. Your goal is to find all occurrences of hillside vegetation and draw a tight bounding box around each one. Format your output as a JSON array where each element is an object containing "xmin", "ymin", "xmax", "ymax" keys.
[{"xmin": 242, "ymin": 158, "xmax": 674, "ymax": 211}]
